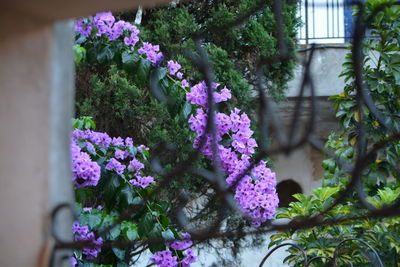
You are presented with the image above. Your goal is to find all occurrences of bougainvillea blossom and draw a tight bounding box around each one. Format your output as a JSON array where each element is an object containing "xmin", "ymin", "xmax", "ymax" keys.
[{"xmin": 186, "ymin": 81, "xmax": 279, "ymax": 226}]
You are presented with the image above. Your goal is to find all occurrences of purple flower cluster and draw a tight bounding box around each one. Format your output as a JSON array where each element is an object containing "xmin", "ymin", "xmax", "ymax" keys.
[
  {"xmin": 71, "ymin": 129, "xmax": 155, "ymax": 189},
  {"xmin": 151, "ymin": 232, "xmax": 197, "ymax": 267},
  {"xmin": 151, "ymin": 250, "xmax": 179, "ymax": 267},
  {"xmin": 70, "ymin": 142, "xmax": 101, "ymax": 187},
  {"xmin": 181, "ymin": 79, "xmax": 190, "ymax": 88},
  {"xmin": 186, "ymin": 81, "xmax": 231, "ymax": 108},
  {"xmin": 105, "ymin": 158, "xmax": 126, "ymax": 175},
  {"xmin": 72, "ymin": 129, "xmax": 112, "ymax": 148},
  {"xmin": 138, "ymin": 42, "xmax": 164, "ymax": 65},
  {"xmin": 181, "ymin": 248, "xmax": 197, "ymax": 267},
  {"xmin": 151, "ymin": 248, "xmax": 197, "ymax": 267},
  {"xmin": 75, "ymin": 19, "xmax": 92, "ymax": 37},
  {"xmin": 75, "ymin": 12, "xmax": 140, "ymax": 49},
  {"xmin": 130, "ymin": 175, "xmax": 156, "ymax": 188},
  {"xmin": 72, "ymin": 221, "xmax": 103, "ymax": 259},
  {"xmin": 169, "ymin": 232, "xmax": 192, "ymax": 250},
  {"xmin": 167, "ymin": 60, "xmax": 181, "ymax": 76},
  {"xmin": 93, "ymin": 12, "xmax": 115, "ymax": 36},
  {"xmin": 187, "ymin": 82, "xmax": 279, "ymax": 226}
]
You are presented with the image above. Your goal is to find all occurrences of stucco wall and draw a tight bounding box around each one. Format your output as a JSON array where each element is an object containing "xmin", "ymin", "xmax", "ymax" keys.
[
  {"xmin": 0, "ymin": 25, "xmax": 53, "ymax": 267},
  {"xmin": 287, "ymin": 46, "xmax": 348, "ymax": 97}
]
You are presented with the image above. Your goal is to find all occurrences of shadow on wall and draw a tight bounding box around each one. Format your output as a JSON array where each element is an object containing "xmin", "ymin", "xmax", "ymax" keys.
[{"xmin": 276, "ymin": 179, "xmax": 303, "ymax": 208}]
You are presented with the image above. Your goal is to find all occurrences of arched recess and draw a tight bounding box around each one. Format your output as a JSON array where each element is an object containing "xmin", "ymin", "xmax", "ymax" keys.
[{"xmin": 276, "ymin": 179, "xmax": 303, "ymax": 208}]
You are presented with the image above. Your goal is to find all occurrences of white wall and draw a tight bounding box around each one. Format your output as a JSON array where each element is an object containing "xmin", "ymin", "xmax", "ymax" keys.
[
  {"xmin": 273, "ymin": 145, "xmax": 323, "ymax": 195},
  {"xmin": 286, "ymin": 46, "xmax": 348, "ymax": 97}
]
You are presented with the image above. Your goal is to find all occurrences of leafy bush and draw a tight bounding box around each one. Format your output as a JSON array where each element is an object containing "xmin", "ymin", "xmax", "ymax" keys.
[{"xmin": 271, "ymin": 186, "xmax": 400, "ymax": 266}]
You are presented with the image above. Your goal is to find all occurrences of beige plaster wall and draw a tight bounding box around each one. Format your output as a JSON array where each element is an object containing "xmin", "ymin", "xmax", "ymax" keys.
[{"xmin": 0, "ymin": 26, "xmax": 52, "ymax": 267}]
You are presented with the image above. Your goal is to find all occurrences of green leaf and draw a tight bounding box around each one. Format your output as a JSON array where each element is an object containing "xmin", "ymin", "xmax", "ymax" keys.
[
  {"xmin": 126, "ymin": 226, "xmax": 139, "ymax": 240},
  {"xmin": 182, "ymin": 101, "xmax": 192, "ymax": 119},
  {"xmin": 109, "ymin": 225, "xmax": 121, "ymax": 240},
  {"xmin": 156, "ymin": 67, "xmax": 168, "ymax": 81},
  {"xmin": 136, "ymin": 58, "xmax": 151, "ymax": 87},
  {"xmin": 141, "ymin": 149, "xmax": 150, "ymax": 160},
  {"xmin": 79, "ymin": 213, "xmax": 102, "ymax": 229},
  {"xmin": 99, "ymin": 214, "xmax": 115, "ymax": 229},
  {"xmin": 97, "ymin": 45, "xmax": 114, "ymax": 62},
  {"xmin": 313, "ymin": 187, "xmax": 340, "ymax": 202},
  {"xmin": 148, "ymin": 223, "xmax": 165, "ymax": 253},
  {"xmin": 138, "ymin": 213, "xmax": 153, "ymax": 238},
  {"xmin": 128, "ymin": 146, "xmax": 137, "ymax": 156},
  {"xmin": 98, "ymin": 173, "xmax": 121, "ymax": 210},
  {"xmin": 121, "ymin": 50, "xmax": 140, "ymax": 64},
  {"xmin": 159, "ymin": 215, "xmax": 171, "ymax": 228},
  {"xmin": 121, "ymin": 221, "xmax": 139, "ymax": 240},
  {"xmin": 112, "ymin": 247, "xmax": 125, "ymax": 260},
  {"xmin": 73, "ymin": 44, "xmax": 86, "ymax": 64},
  {"xmin": 161, "ymin": 229, "xmax": 175, "ymax": 241}
]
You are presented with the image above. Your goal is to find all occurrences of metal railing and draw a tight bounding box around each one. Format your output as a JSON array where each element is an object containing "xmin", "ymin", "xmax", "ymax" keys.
[{"xmin": 298, "ymin": 0, "xmax": 350, "ymax": 44}]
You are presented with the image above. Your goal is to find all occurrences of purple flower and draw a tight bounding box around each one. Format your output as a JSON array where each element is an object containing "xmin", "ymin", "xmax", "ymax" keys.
[
  {"xmin": 138, "ymin": 42, "xmax": 164, "ymax": 65},
  {"xmin": 109, "ymin": 20, "xmax": 126, "ymax": 40},
  {"xmin": 151, "ymin": 250, "xmax": 178, "ymax": 267},
  {"xmin": 125, "ymin": 137, "xmax": 134, "ymax": 147},
  {"xmin": 105, "ymin": 158, "xmax": 126, "ymax": 175},
  {"xmin": 71, "ymin": 142, "xmax": 101, "ymax": 187},
  {"xmin": 75, "ymin": 19, "xmax": 93, "ymax": 37},
  {"xmin": 181, "ymin": 248, "xmax": 197, "ymax": 267},
  {"xmin": 93, "ymin": 12, "xmax": 115, "ymax": 37},
  {"xmin": 186, "ymin": 81, "xmax": 232, "ymax": 108},
  {"xmin": 176, "ymin": 72, "xmax": 183, "ymax": 79},
  {"xmin": 70, "ymin": 257, "xmax": 77, "ymax": 267},
  {"xmin": 169, "ymin": 233, "xmax": 192, "ymax": 250},
  {"xmin": 115, "ymin": 149, "xmax": 127, "ymax": 160},
  {"xmin": 85, "ymin": 142, "xmax": 96, "ymax": 155},
  {"xmin": 137, "ymin": 144, "xmax": 149, "ymax": 152},
  {"xmin": 167, "ymin": 60, "xmax": 181, "ymax": 75},
  {"xmin": 129, "ymin": 175, "xmax": 155, "ymax": 188},
  {"xmin": 124, "ymin": 26, "xmax": 140, "ymax": 48},
  {"xmin": 72, "ymin": 221, "xmax": 103, "ymax": 259},
  {"xmin": 112, "ymin": 137, "xmax": 124, "ymax": 146},
  {"xmin": 128, "ymin": 158, "xmax": 145, "ymax": 172},
  {"xmin": 72, "ymin": 129, "xmax": 112, "ymax": 148},
  {"xmin": 83, "ymin": 207, "xmax": 92, "ymax": 212},
  {"xmin": 181, "ymin": 79, "xmax": 190, "ymax": 88}
]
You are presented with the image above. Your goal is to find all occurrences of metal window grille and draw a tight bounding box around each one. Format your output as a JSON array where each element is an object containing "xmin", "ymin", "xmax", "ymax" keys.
[{"xmin": 298, "ymin": 0, "xmax": 357, "ymax": 44}]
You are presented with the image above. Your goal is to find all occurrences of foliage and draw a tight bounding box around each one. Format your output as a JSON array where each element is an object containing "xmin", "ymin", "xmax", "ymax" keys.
[
  {"xmin": 138, "ymin": 0, "xmax": 300, "ymax": 103},
  {"xmin": 271, "ymin": 186, "xmax": 400, "ymax": 266},
  {"xmin": 270, "ymin": 0, "xmax": 400, "ymax": 266}
]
